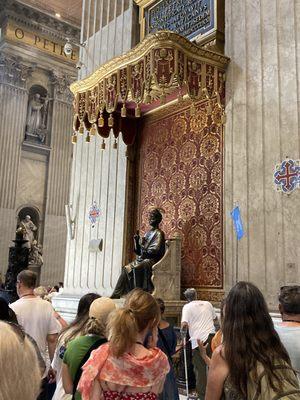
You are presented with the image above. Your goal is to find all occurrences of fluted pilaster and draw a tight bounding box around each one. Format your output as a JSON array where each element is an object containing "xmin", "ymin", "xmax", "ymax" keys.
[{"xmin": 41, "ymin": 72, "xmax": 74, "ymax": 285}]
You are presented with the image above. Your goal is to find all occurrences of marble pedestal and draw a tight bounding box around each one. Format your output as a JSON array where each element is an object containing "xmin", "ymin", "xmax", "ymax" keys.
[{"xmin": 52, "ymin": 294, "xmax": 125, "ymax": 322}]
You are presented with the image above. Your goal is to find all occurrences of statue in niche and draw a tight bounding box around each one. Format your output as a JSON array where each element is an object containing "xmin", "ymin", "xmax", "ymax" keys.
[
  {"xmin": 111, "ymin": 208, "xmax": 165, "ymax": 299},
  {"xmin": 26, "ymin": 91, "xmax": 50, "ymax": 144},
  {"xmin": 28, "ymin": 240, "xmax": 43, "ymax": 267},
  {"xmin": 19, "ymin": 215, "xmax": 37, "ymax": 249}
]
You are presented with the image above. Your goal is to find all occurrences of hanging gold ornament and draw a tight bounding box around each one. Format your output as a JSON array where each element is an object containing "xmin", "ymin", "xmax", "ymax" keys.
[
  {"xmin": 221, "ymin": 111, "xmax": 227, "ymax": 124},
  {"xmin": 207, "ymin": 101, "xmax": 212, "ymax": 114},
  {"xmin": 135, "ymin": 104, "xmax": 141, "ymax": 118},
  {"xmin": 145, "ymin": 93, "xmax": 151, "ymax": 104},
  {"xmin": 178, "ymin": 91, "xmax": 183, "ymax": 102},
  {"xmin": 86, "ymin": 133, "xmax": 90, "ymax": 143},
  {"xmin": 113, "ymin": 138, "xmax": 118, "ymax": 149},
  {"xmin": 98, "ymin": 113, "xmax": 104, "ymax": 127},
  {"xmin": 79, "ymin": 122, "xmax": 84, "ymax": 134},
  {"xmin": 101, "ymin": 139, "xmax": 106, "ymax": 150},
  {"xmin": 190, "ymin": 102, "xmax": 196, "ymax": 116},
  {"xmin": 160, "ymin": 92, "xmax": 166, "ymax": 104},
  {"xmin": 90, "ymin": 124, "xmax": 97, "ymax": 135},
  {"xmin": 108, "ymin": 114, "xmax": 114, "ymax": 127},
  {"xmin": 121, "ymin": 103, "xmax": 127, "ymax": 117},
  {"xmin": 71, "ymin": 133, "xmax": 77, "ymax": 144}
]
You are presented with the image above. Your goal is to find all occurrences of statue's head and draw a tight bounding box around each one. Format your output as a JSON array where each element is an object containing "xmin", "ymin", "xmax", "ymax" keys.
[
  {"xmin": 25, "ymin": 215, "xmax": 31, "ymax": 222},
  {"xmin": 148, "ymin": 208, "xmax": 162, "ymax": 227},
  {"xmin": 34, "ymin": 93, "xmax": 41, "ymax": 100}
]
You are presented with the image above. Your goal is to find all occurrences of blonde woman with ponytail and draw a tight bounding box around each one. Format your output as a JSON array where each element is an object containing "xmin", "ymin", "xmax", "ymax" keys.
[
  {"xmin": 0, "ymin": 321, "xmax": 41, "ymax": 400},
  {"xmin": 78, "ymin": 288, "xmax": 170, "ymax": 400}
]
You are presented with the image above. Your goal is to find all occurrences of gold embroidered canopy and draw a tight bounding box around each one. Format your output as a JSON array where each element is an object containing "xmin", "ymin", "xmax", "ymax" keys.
[{"xmin": 71, "ymin": 30, "xmax": 229, "ymax": 146}]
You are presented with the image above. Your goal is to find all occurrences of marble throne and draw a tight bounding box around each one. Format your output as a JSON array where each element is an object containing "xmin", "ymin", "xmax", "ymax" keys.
[{"xmin": 152, "ymin": 235, "xmax": 181, "ymax": 301}]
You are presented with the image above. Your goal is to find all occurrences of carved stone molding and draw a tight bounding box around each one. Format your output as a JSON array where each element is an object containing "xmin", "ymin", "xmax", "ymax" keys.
[
  {"xmin": 49, "ymin": 71, "xmax": 75, "ymax": 104},
  {"xmin": 0, "ymin": 53, "xmax": 33, "ymax": 88},
  {"xmin": 0, "ymin": 0, "xmax": 80, "ymax": 42}
]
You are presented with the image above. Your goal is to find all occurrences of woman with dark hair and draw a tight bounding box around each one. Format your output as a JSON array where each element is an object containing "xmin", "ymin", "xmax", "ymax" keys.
[
  {"xmin": 154, "ymin": 298, "xmax": 179, "ymax": 400},
  {"xmin": 78, "ymin": 288, "xmax": 169, "ymax": 400},
  {"xmin": 205, "ymin": 281, "xmax": 300, "ymax": 399},
  {"xmin": 52, "ymin": 293, "xmax": 100, "ymax": 400}
]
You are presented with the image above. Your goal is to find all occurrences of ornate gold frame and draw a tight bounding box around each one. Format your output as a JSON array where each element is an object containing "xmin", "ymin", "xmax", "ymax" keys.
[
  {"xmin": 70, "ymin": 31, "xmax": 229, "ymax": 144},
  {"xmin": 134, "ymin": 0, "xmax": 225, "ymax": 52},
  {"xmin": 71, "ymin": 31, "xmax": 228, "ymax": 94}
]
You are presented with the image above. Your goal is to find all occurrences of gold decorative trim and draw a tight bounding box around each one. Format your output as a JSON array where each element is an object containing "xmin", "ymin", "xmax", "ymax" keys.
[
  {"xmin": 70, "ymin": 30, "xmax": 229, "ymax": 94},
  {"xmin": 70, "ymin": 30, "xmax": 229, "ymax": 145}
]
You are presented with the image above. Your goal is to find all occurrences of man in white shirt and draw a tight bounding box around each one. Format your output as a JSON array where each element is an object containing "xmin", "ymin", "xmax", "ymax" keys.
[
  {"xmin": 275, "ymin": 285, "xmax": 300, "ymax": 380},
  {"xmin": 10, "ymin": 270, "xmax": 60, "ymax": 400},
  {"xmin": 181, "ymin": 288, "xmax": 218, "ymax": 400}
]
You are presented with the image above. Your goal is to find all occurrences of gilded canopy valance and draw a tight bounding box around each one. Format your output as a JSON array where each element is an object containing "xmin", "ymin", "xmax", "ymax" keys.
[{"xmin": 71, "ymin": 30, "xmax": 229, "ymax": 145}]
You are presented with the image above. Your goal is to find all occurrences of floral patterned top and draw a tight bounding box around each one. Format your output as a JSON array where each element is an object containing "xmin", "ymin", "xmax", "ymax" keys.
[
  {"xmin": 78, "ymin": 343, "xmax": 170, "ymax": 400},
  {"xmin": 103, "ymin": 391, "xmax": 157, "ymax": 399}
]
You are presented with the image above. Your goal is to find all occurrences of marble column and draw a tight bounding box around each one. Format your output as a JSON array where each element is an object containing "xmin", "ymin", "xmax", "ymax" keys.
[
  {"xmin": 224, "ymin": 0, "xmax": 300, "ymax": 309},
  {"xmin": 41, "ymin": 72, "xmax": 75, "ymax": 285},
  {"xmin": 53, "ymin": 2, "xmax": 138, "ymax": 318},
  {"xmin": 0, "ymin": 54, "xmax": 32, "ymax": 278}
]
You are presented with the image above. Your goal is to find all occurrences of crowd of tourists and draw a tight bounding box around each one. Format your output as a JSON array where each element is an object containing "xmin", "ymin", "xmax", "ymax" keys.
[{"xmin": 0, "ymin": 269, "xmax": 299, "ymax": 400}]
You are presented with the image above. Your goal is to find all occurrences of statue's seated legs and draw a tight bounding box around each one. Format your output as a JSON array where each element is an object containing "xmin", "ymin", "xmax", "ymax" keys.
[
  {"xmin": 110, "ymin": 267, "xmax": 131, "ymax": 299},
  {"xmin": 111, "ymin": 259, "xmax": 154, "ymax": 299}
]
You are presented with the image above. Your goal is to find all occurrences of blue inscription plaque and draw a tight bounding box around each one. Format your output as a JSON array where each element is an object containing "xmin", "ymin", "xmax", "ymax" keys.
[{"xmin": 145, "ymin": 0, "xmax": 215, "ymax": 41}]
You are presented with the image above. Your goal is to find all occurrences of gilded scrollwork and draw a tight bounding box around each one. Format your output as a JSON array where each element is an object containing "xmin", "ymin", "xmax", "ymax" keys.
[{"xmin": 70, "ymin": 31, "xmax": 229, "ymax": 141}]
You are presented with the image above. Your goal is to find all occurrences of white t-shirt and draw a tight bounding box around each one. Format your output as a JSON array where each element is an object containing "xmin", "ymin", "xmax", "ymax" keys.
[
  {"xmin": 10, "ymin": 297, "xmax": 60, "ymax": 373},
  {"xmin": 275, "ymin": 324, "xmax": 300, "ymax": 379},
  {"xmin": 181, "ymin": 300, "xmax": 216, "ymax": 349}
]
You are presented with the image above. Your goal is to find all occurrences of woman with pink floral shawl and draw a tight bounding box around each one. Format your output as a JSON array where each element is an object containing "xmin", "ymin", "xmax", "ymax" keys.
[{"xmin": 78, "ymin": 289, "xmax": 169, "ymax": 400}]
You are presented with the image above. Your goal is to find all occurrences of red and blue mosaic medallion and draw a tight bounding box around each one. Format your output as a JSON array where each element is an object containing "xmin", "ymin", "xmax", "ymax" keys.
[
  {"xmin": 88, "ymin": 201, "xmax": 100, "ymax": 227},
  {"xmin": 274, "ymin": 159, "xmax": 300, "ymax": 193}
]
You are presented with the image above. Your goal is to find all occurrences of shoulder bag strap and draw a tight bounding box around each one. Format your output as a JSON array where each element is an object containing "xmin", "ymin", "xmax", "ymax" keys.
[{"xmin": 72, "ymin": 338, "xmax": 105, "ymax": 399}]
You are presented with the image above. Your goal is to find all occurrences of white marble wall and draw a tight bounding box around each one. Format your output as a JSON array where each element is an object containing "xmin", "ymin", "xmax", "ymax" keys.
[
  {"xmin": 65, "ymin": 135, "xmax": 128, "ymax": 296},
  {"xmin": 62, "ymin": 1, "xmax": 137, "ymax": 297},
  {"xmin": 224, "ymin": 0, "xmax": 300, "ymax": 308},
  {"xmin": 80, "ymin": 2, "xmax": 137, "ymax": 78}
]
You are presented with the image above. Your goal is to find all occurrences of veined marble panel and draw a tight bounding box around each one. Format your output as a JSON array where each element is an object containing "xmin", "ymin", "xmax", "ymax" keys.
[
  {"xmin": 16, "ymin": 153, "xmax": 47, "ymax": 214},
  {"xmin": 41, "ymin": 215, "xmax": 67, "ymax": 285}
]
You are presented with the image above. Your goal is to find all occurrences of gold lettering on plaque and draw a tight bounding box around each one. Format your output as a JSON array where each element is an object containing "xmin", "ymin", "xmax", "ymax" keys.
[{"xmin": 5, "ymin": 22, "xmax": 78, "ymax": 63}]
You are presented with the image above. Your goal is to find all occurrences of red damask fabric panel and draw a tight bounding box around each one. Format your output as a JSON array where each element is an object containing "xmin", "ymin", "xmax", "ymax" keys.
[{"xmin": 137, "ymin": 100, "xmax": 223, "ymax": 288}]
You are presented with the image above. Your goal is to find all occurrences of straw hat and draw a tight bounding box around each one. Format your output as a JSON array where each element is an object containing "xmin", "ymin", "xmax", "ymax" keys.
[{"xmin": 89, "ymin": 297, "xmax": 116, "ymax": 324}]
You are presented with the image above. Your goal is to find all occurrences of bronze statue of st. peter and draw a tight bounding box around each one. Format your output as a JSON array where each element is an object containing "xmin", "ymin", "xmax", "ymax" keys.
[{"xmin": 111, "ymin": 209, "xmax": 165, "ymax": 298}]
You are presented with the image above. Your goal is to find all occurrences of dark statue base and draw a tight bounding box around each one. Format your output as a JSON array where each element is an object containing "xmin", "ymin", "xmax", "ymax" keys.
[{"xmin": 4, "ymin": 235, "xmax": 29, "ymax": 302}]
